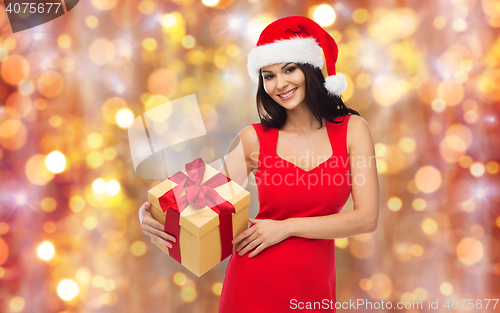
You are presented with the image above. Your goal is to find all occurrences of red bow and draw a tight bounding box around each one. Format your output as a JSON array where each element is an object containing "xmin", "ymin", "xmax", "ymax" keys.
[{"xmin": 158, "ymin": 158, "xmax": 235, "ymax": 264}]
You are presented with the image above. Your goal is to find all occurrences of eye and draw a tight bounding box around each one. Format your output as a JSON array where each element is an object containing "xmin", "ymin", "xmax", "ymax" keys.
[
  {"xmin": 286, "ymin": 66, "xmax": 296, "ymax": 73},
  {"xmin": 263, "ymin": 74, "xmax": 274, "ymax": 80}
]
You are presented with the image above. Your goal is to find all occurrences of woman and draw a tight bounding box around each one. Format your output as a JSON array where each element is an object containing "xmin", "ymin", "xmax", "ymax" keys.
[{"xmin": 140, "ymin": 16, "xmax": 380, "ymax": 312}]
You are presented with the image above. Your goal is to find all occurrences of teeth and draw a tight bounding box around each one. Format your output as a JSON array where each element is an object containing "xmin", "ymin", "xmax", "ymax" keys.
[{"xmin": 279, "ymin": 88, "xmax": 296, "ymax": 97}]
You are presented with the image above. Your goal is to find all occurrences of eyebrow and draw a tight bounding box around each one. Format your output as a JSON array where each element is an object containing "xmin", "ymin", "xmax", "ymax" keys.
[{"xmin": 261, "ymin": 62, "xmax": 293, "ymax": 73}]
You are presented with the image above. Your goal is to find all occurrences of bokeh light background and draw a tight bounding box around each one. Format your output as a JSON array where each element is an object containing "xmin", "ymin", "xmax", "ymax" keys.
[{"xmin": 0, "ymin": 0, "xmax": 499, "ymax": 312}]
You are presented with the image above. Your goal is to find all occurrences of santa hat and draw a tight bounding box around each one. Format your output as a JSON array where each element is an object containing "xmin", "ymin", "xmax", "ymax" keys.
[{"xmin": 247, "ymin": 16, "xmax": 347, "ymax": 96}]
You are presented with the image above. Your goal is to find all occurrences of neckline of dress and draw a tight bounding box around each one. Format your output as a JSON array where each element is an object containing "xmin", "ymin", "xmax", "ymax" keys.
[{"xmin": 274, "ymin": 120, "xmax": 334, "ymax": 173}]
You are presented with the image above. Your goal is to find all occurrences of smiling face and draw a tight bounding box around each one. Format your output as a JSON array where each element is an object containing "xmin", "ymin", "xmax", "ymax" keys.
[{"xmin": 261, "ymin": 62, "xmax": 306, "ymax": 110}]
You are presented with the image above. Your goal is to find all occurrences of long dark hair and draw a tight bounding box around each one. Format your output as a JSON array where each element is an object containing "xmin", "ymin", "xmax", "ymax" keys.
[{"xmin": 256, "ymin": 63, "xmax": 360, "ymax": 130}]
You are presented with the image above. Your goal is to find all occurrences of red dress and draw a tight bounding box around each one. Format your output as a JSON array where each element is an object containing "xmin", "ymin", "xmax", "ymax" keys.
[{"xmin": 219, "ymin": 115, "xmax": 352, "ymax": 312}]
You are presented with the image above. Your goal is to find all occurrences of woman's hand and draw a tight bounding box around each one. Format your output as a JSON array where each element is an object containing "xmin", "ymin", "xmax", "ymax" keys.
[
  {"xmin": 232, "ymin": 218, "xmax": 290, "ymax": 258},
  {"xmin": 139, "ymin": 202, "xmax": 177, "ymax": 248}
]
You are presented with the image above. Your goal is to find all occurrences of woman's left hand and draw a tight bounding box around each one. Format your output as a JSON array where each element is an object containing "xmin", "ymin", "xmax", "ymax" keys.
[{"xmin": 232, "ymin": 218, "xmax": 290, "ymax": 258}]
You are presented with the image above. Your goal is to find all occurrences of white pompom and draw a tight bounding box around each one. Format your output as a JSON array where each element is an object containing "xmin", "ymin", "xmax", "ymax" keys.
[{"xmin": 324, "ymin": 73, "xmax": 347, "ymax": 96}]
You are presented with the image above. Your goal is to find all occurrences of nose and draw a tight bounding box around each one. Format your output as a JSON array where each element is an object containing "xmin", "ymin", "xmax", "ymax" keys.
[{"xmin": 276, "ymin": 74, "xmax": 288, "ymax": 90}]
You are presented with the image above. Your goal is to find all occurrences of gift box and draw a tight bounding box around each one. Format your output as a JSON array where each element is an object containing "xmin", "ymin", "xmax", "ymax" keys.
[{"xmin": 148, "ymin": 157, "xmax": 250, "ymax": 277}]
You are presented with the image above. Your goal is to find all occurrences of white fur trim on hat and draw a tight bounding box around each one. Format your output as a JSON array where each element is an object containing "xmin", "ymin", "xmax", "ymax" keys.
[
  {"xmin": 324, "ymin": 73, "xmax": 347, "ymax": 96},
  {"xmin": 247, "ymin": 37, "xmax": 324, "ymax": 84}
]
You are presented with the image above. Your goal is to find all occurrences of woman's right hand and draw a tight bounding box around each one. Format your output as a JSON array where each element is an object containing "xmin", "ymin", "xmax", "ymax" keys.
[{"xmin": 139, "ymin": 202, "xmax": 177, "ymax": 248}]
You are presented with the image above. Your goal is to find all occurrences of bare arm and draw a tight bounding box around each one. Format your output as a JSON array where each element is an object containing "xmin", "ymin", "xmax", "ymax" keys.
[{"xmin": 285, "ymin": 115, "xmax": 381, "ymax": 239}]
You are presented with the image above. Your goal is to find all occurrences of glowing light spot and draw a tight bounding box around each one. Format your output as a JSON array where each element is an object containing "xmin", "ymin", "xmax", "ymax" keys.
[
  {"xmin": 58, "ymin": 35, "xmax": 71, "ymax": 49},
  {"xmin": 91, "ymin": 0, "xmax": 117, "ymax": 10},
  {"xmin": 45, "ymin": 151, "xmax": 66, "ymax": 174},
  {"xmin": 372, "ymin": 75, "xmax": 407, "ymax": 106},
  {"xmin": 437, "ymin": 80, "xmax": 463, "ymax": 106},
  {"xmin": 41, "ymin": 197, "xmax": 57, "ymax": 212},
  {"xmin": 88, "ymin": 38, "xmax": 115, "ymax": 66},
  {"xmin": 335, "ymin": 238, "xmax": 349, "ymax": 249},
  {"xmin": 415, "ymin": 166, "xmax": 441, "ymax": 193},
  {"xmin": 57, "ymin": 279, "xmax": 80, "ymax": 301},
  {"xmin": 182, "ymin": 35, "xmax": 196, "ymax": 49},
  {"xmin": 37, "ymin": 70, "xmax": 64, "ymax": 98},
  {"xmin": 33, "ymin": 33, "xmax": 44, "ymax": 40},
  {"xmin": 410, "ymin": 244, "xmax": 423, "ymax": 257},
  {"xmin": 412, "ymin": 198, "xmax": 426, "ymax": 211},
  {"xmin": 37, "ymin": 241, "xmax": 55, "ymax": 261},
  {"xmin": 24, "ymin": 154, "xmax": 54, "ymax": 185},
  {"xmin": 181, "ymin": 285, "xmax": 197, "ymax": 302},
  {"xmin": 103, "ymin": 147, "xmax": 117, "ymax": 160},
  {"xmin": 313, "ymin": 4, "xmax": 336, "ymax": 27},
  {"xmin": 92, "ymin": 275, "xmax": 105, "ymax": 287},
  {"xmin": 434, "ymin": 16, "xmax": 447, "ymax": 29},
  {"xmin": 15, "ymin": 194, "xmax": 26, "ymax": 205},
  {"xmin": 475, "ymin": 188, "xmax": 487, "ymax": 198},
  {"xmin": 85, "ymin": 15, "xmax": 99, "ymax": 28},
  {"xmin": 3, "ymin": 38, "xmax": 17, "ymax": 51},
  {"xmin": 388, "ymin": 197, "xmax": 402, "ymax": 211},
  {"xmin": 226, "ymin": 44, "xmax": 239, "ymax": 57},
  {"xmin": 431, "ymin": 98, "xmax": 446, "ymax": 112},
  {"xmin": 457, "ymin": 237, "xmax": 483, "ymax": 265},
  {"xmin": 359, "ymin": 278, "xmax": 372, "ymax": 291},
  {"xmin": 421, "ymin": 218, "xmax": 438, "ymax": 235},
  {"xmin": 160, "ymin": 14, "xmax": 177, "ymax": 27},
  {"xmin": 452, "ymin": 18, "xmax": 467, "ymax": 31},
  {"xmin": 367, "ymin": 273, "xmax": 392, "ymax": 300},
  {"xmin": 212, "ymin": 282, "xmax": 223, "ymax": 296},
  {"xmin": 69, "ymin": 196, "xmax": 85, "ymax": 212},
  {"xmin": 398, "ymin": 137, "xmax": 416, "ymax": 153},
  {"xmin": 18, "ymin": 80, "xmax": 35, "ymax": 96},
  {"xmin": 142, "ymin": 38, "xmax": 157, "ymax": 51},
  {"xmin": 229, "ymin": 18, "xmax": 241, "ymax": 29},
  {"xmin": 201, "ymin": 0, "xmax": 219, "ymax": 7},
  {"xmin": 173, "ymin": 272, "xmax": 187, "ymax": 286},
  {"xmin": 138, "ymin": 0, "xmax": 155, "ymax": 15},
  {"xmin": 84, "ymin": 216, "xmax": 98, "ymax": 230},
  {"xmin": 440, "ymin": 282, "xmax": 453, "ymax": 295},
  {"xmin": 49, "ymin": 115, "xmax": 62, "ymax": 128},
  {"xmin": 9, "ymin": 297, "xmax": 25, "ymax": 312},
  {"xmin": 87, "ymin": 133, "xmax": 103, "ymax": 149},
  {"xmin": 105, "ymin": 180, "xmax": 120, "ymax": 196},
  {"xmin": 130, "ymin": 241, "xmax": 147, "ymax": 256},
  {"xmin": 486, "ymin": 161, "xmax": 499, "ymax": 174},
  {"xmin": 1, "ymin": 55, "xmax": 30, "ymax": 85},
  {"xmin": 460, "ymin": 199, "xmax": 475, "ymax": 212},
  {"xmin": 103, "ymin": 279, "xmax": 116, "ymax": 291},
  {"xmin": 92, "ymin": 178, "xmax": 106, "ymax": 194},
  {"xmin": 75, "ymin": 267, "xmax": 92, "ymax": 285},
  {"xmin": 458, "ymin": 155, "xmax": 473, "ymax": 168},
  {"xmin": 352, "ymin": 8, "xmax": 369, "ymax": 24},
  {"xmin": 87, "ymin": 151, "xmax": 104, "ymax": 168},
  {"xmin": 470, "ymin": 162, "xmax": 485, "ymax": 177},
  {"xmin": 34, "ymin": 98, "xmax": 47, "ymax": 110},
  {"xmin": 115, "ymin": 108, "xmax": 134, "ymax": 128},
  {"xmin": 374, "ymin": 143, "xmax": 387, "ymax": 156},
  {"xmin": 115, "ymin": 83, "xmax": 125, "ymax": 94}
]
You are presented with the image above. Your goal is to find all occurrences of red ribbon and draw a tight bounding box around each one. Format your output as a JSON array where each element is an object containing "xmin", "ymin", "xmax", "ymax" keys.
[{"xmin": 158, "ymin": 158, "xmax": 235, "ymax": 264}]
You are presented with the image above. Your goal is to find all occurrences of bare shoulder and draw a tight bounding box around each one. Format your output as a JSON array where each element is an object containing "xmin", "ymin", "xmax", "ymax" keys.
[
  {"xmin": 237, "ymin": 125, "xmax": 260, "ymax": 160},
  {"xmin": 346, "ymin": 115, "xmax": 374, "ymax": 155}
]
